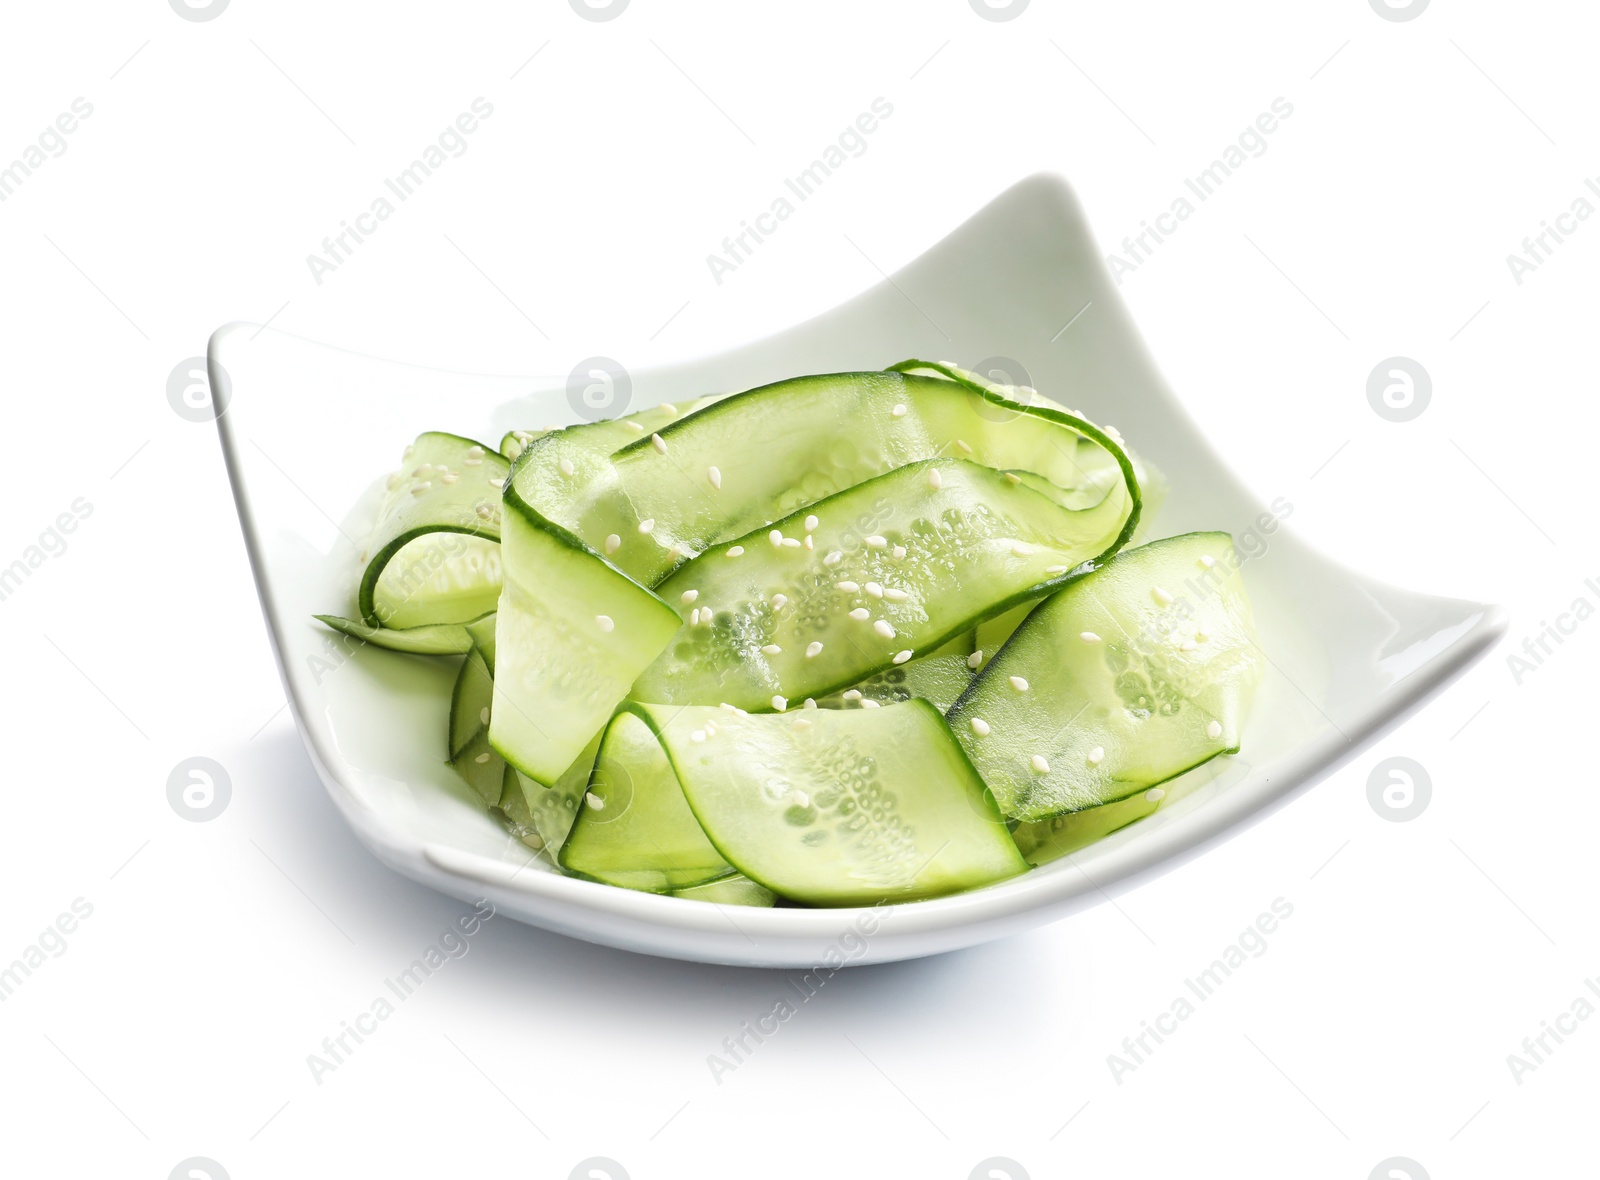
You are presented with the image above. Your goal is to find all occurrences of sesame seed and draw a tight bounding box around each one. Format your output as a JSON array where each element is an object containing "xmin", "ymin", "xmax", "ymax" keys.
[
  {"xmin": 474, "ymin": 753, "xmax": 491, "ymax": 763},
  {"xmin": 823, "ymin": 551, "xmax": 843, "ymax": 566},
  {"xmin": 387, "ymin": 473, "xmax": 401, "ymax": 489},
  {"xmin": 771, "ymin": 594, "xmax": 788, "ymax": 609},
  {"xmin": 1045, "ymin": 565, "xmax": 1068, "ymax": 575},
  {"xmin": 1206, "ymin": 720, "xmax": 1223, "ymax": 739},
  {"xmin": 970, "ymin": 718, "xmax": 991, "ymax": 736},
  {"xmin": 638, "ymin": 519, "xmax": 656, "ymax": 534},
  {"xmin": 1004, "ymin": 472, "xmax": 1021, "ymax": 485},
  {"xmin": 771, "ymin": 695, "xmax": 787, "ymax": 712},
  {"xmin": 466, "ymin": 445, "xmax": 484, "ymax": 458},
  {"xmin": 1080, "ymin": 631, "xmax": 1101, "ymax": 643},
  {"xmin": 1153, "ymin": 587, "xmax": 1174, "ymax": 605},
  {"xmin": 720, "ymin": 702, "xmax": 738, "ymax": 711},
  {"xmin": 891, "ymin": 403, "xmax": 907, "ymax": 417},
  {"xmin": 410, "ymin": 483, "xmax": 432, "ymax": 496},
  {"xmin": 891, "ymin": 545, "xmax": 907, "ymax": 559},
  {"xmin": 479, "ymin": 706, "xmax": 490, "ymax": 725},
  {"xmin": 623, "ymin": 420, "xmax": 644, "ymax": 433},
  {"xmin": 475, "ymin": 504, "xmax": 494, "ymax": 519},
  {"xmin": 861, "ymin": 699, "xmax": 880, "ymax": 709},
  {"xmin": 848, "ymin": 608, "xmax": 870, "ymax": 621},
  {"xmin": 1179, "ymin": 639, "xmax": 1197, "ymax": 652},
  {"xmin": 967, "ymin": 650, "xmax": 984, "ymax": 669},
  {"xmin": 585, "ymin": 792, "xmax": 604, "ymax": 811},
  {"xmin": 659, "ymin": 402, "xmax": 678, "ymax": 415},
  {"xmin": 873, "ymin": 620, "xmax": 896, "ymax": 639},
  {"xmin": 691, "ymin": 729, "xmax": 706, "ymax": 743},
  {"xmin": 956, "ymin": 439, "xmax": 973, "ymax": 454},
  {"xmin": 782, "ymin": 537, "xmax": 801, "ymax": 548},
  {"xmin": 596, "ymin": 615, "xmax": 614, "ymax": 632},
  {"xmin": 651, "ymin": 433, "xmax": 667, "ymax": 454},
  {"xmin": 792, "ymin": 790, "xmax": 810, "ymax": 806},
  {"xmin": 605, "ymin": 533, "xmax": 621, "ymax": 554},
  {"xmin": 708, "ymin": 465, "xmax": 722, "ymax": 489},
  {"xmin": 893, "ymin": 650, "xmax": 913, "ymax": 664},
  {"xmin": 843, "ymin": 690, "xmax": 862, "ymax": 701},
  {"xmin": 928, "ymin": 468, "xmax": 942, "ymax": 489},
  {"xmin": 1031, "ymin": 754, "xmax": 1050, "ymax": 774},
  {"xmin": 464, "ymin": 455, "xmax": 482, "ymax": 466},
  {"xmin": 805, "ymin": 641, "xmax": 823, "ymax": 658},
  {"xmin": 865, "ymin": 535, "xmax": 887, "ymax": 548},
  {"xmin": 791, "ymin": 719, "xmax": 811, "ymax": 733},
  {"xmin": 1087, "ymin": 746, "xmax": 1105, "ymax": 765},
  {"xmin": 413, "ymin": 464, "xmax": 433, "ymax": 477},
  {"xmin": 559, "ymin": 457, "xmax": 575, "ymax": 476},
  {"xmin": 489, "ymin": 477, "xmax": 506, "ymax": 489},
  {"xmin": 836, "ymin": 581, "xmax": 860, "ymax": 593},
  {"xmin": 441, "ymin": 472, "xmax": 459, "ymax": 484},
  {"xmin": 1009, "ymin": 675, "xmax": 1029, "ymax": 692},
  {"xmin": 804, "ymin": 535, "xmax": 814, "ymax": 551},
  {"xmin": 403, "ymin": 444, "xmax": 415, "ymax": 459},
  {"xmin": 1145, "ymin": 787, "xmax": 1166, "ymax": 802},
  {"xmin": 761, "ymin": 644, "xmax": 782, "ymax": 655},
  {"xmin": 1011, "ymin": 543, "xmax": 1035, "ymax": 557},
  {"xmin": 884, "ymin": 588, "xmax": 909, "ymax": 602},
  {"xmin": 681, "ymin": 589, "xmax": 699, "ymax": 604},
  {"xmin": 1195, "ymin": 630, "xmax": 1209, "ymax": 643},
  {"xmin": 726, "ymin": 546, "xmax": 745, "ymax": 557},
  {"xmin": 705, "ymin": 721, "xmax": 718, "ymax": 735},
  {"xmin": 804, "ymin": 514, "xmax": 819, "ymax": 532},
  {"xmin": 865, "ymin": 582, "xmax": 883, "ymax": 598},
  {"xmin": 1198, "ymin": 555, "xmax": 1216, "ymax": 569},
  {"xmin": 686, "ymin": 607, "xmax": 698, "ymax": 625},
  {"xmin": 769, "ymin": 529, "xmax": 784, "ymax": 548},
  {"xmin": 803, "ymin": 698, "xmax": 817, "ymax": 709}
]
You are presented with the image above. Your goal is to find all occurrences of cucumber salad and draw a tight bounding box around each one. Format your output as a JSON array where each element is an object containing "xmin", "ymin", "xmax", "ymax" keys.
[{"xmin": 318, "ymin": 361, "xmax": 1261, "ymax": 909}]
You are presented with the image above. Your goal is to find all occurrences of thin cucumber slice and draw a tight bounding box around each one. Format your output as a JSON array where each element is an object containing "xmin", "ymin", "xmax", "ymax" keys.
[
  {"xmin": 561, "ymin": 712, "xmax": 731, "ymax": 892},
  {"xmin": 1011, "ymin": 787, "xmax": 1166, "ymax": 866},
  {"xmin": 499, "ymin": 429, "xmax": 551, "ymax": 462},
  {"xmin": 671, "ymin": 873, "xmax": 777, "ymax": 907},
  {"xmin": 464, "ymin": 613, "xmax": 498, "ymax": 671},
  {"xmin": 489, "ymin": 507, "xmax": 682, "ymax": 785},
  {"xmin": 634, "ymin": 459, "xmax": 1115, "ymax": 711},
  {"xmin": 314, "ymin": 612, "xmax": 488, "ymax": 655},
  {"xmin": 447, "ymin": 645, "xmax": 502, "ymax": 806},
  {"xmin": 359, "ymin": 432, "xmax": 509, "ymax": 627},
  {"xmin": 949, "ymin": 532, "xmax": 1261, "ymax": 822},
  {"xmin": 508, "ymin": 731, "xmax": 603, "ymax": 856},
  {"xmin": 819, "ymin": 632, "xmax": 977, "ymax": 713},
  {"xmin": 633, "ymin": 700, "xmax": 1027, "ymax": 906},
  {"xmin": 512, "ymin": 370, "xmax": 1140, "ymax": 590},
  {"xmin": 495, "ymin": 765, "xmax": 544, "ymax": 851}
]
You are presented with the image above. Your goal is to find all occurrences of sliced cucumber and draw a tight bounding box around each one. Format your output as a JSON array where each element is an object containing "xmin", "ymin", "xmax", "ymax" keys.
[
  {"xmin": 633, "ymin": 700, "xmax": 1027, "ymax": 906},
  {"xmin": 1011, "ymin": 787, "xmax": 1166, "ymax": 866},
  {"xmin": 507, "ymin": 731, "xmax": 603, "ymax": 856},
  {"xmin": 671, "ymin": 873, "xmax": 777, "ymax": 907},
  {"xmin": 948, "ymin": 532, "xmax": 1260, "ymax": 822},
  {"xmin": 314, "ymin": 612, "xmax": 486, "ymax": 655},
  {"xmin": 489, "ymin": 507, "xmax": 681, "ymax": 785},
  {"xmin": 512, "ymin": 370, "xmax": 1140, "ymax": 591},
  {"xmin": 634, "ymin": 459, "xmax": 1113, "ymax": 710},
  {"xmin": 561, "ymin": 711, "xmax": 730, "ymax": 891},
  {"xmin": 359, "ymin": 432, "xmax": 509, "ymax": 627},
  {"xmin": 447, "ymin": 644, "xmax": 503, "ymax": 806}
]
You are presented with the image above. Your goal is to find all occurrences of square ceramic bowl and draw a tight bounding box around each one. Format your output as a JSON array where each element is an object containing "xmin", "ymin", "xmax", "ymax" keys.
[{"xmin": 212, "ymin": 174, "xmax": 1504, "ymax": 967}]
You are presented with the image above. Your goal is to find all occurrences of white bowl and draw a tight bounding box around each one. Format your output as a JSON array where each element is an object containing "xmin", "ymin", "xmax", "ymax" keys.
[{"xmin": 211, "ymin": 174, "xmax": 1504, "ymax": 967}]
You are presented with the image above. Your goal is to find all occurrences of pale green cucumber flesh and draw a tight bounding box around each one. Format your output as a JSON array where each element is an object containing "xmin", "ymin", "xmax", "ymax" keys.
[
  {"xmin": 561, "ymin": 711, "xmax": 731, "ymax": 892},
  {"xmin": 671, "ymin": 873, "xmax": 778, "ymax": 907},
  {"xmin": 315, "ymin": 612, "xmax": 488, "ymax": 655},
  {"xmin": 634, "ymin": 459, "xmax": 1123, "ymax": 711},
  {"xmin": 634, "ymin": 700, "xmax": 1027, "ymax": 907},
  {"xmin": 948, "ymin": 532, "xmax": 1261, "ymax": 822},
  {"xmin": 488, "ymin": 508, "xmax": 680, "ymax": 785},
  {"xmin": 359, "ymin": 432, "xmax": 508, "ymax": 627}
]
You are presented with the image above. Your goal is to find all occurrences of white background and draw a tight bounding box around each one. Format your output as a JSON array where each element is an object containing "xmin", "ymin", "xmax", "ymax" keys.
[{"xmin": 1, "ymin": 1, "xmax": 1595, "ymax": 1177}]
